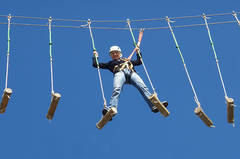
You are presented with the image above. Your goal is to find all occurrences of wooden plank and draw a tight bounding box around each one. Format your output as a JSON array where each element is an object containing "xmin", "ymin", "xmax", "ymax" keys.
[
  {"xmin": 0, "ymin": 88, "xmax": 12, "ymax": 114},
  {"xmin": 194, "ymin": 107, "xmax": 214, "ymax": 127},
  {"xmin": 149, "ymin": 93, "xmax": 170, "ymax": 117},
  {"xmin": 46, "ymin": 93, "xmax": 61, "ymax": 120},
  {"xmin": 226, "ymin": 97, "xmax": 234, "ymax": 124},
  {"xmin": 96, "ymin": 107, "xmax": 117, "ymax": 129}
]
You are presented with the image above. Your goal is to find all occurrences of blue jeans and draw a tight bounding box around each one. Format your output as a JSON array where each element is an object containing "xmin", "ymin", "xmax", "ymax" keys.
[{"xmin": 108, "ymin": 68, "xmax": 154, "ymax": 110}]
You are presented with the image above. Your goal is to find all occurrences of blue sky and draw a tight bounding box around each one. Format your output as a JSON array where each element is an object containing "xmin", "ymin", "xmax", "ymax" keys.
[{"xmin": 0, "ymin": 0, "xmax": 240, "ymax": 159}]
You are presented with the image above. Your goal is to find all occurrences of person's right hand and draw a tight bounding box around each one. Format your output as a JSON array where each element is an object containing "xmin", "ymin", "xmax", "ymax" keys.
[{"xmin": 93, "ymin": 51, "xmax": 98, "ymax": 57}]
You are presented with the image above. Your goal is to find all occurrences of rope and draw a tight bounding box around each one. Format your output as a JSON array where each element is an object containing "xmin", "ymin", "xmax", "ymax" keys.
[
  {"xmin": 166, "ymin": 17, "xmax": 201, "ymax": 107},
  {"xmin": 202, "ymin": 14, "xmax": 228, "ymax": 98},
  {"xmin": 233, "ymin": 11, "xmax": 240, "ymax": 26},
  {"xmin": 127, "ymin": 19, "xmax": 156, "ymax": 94},
  {"xmin": 48, "ymin": 17, "xmax": 54, "ymax": 94},
  {"xmin": 0, "ymin": 11, "xmax": 239, "ymax": 23},
  {"xmin": 5, "ymin": 14, "xmax": 11, "ymax": 89},
  {"xmin": 0, "ymin": 20, "xmax": 237, "ymax": 30},
  {"xmin": 87, "ymin": 19, "xmax": 107, "ymax": 107}
]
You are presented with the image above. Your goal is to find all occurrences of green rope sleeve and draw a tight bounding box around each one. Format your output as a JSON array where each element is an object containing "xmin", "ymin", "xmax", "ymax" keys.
[
  {"xmin": 49, "ymin": 17, "xmax": 53, "ymax": 58},
  {"xmin": 7, "ymin": 15, "xmax": 11, "ymax": 56},
  {"xmin": 203, "ymin": 14, "xmax": 228, "ymax": 97},
  {"xmin": 166, "ymin": 17, "xmax": 200, "ymax": 106},
  {"xmin": 126, "ymin": 19, "xmax": 142, "ymax": 58},
  {"xmin": 88, "ymin": 19, "xmax": 99, "ymax": 66},
  {"xmin": 127, "ymin": 19, "xmax": 137, "ymax": 46}
]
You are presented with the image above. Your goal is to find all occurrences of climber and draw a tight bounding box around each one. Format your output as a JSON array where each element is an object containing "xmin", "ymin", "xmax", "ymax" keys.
[{"xmin": 92, "ymin": 45, "xmax": 168, "ymax": 120}]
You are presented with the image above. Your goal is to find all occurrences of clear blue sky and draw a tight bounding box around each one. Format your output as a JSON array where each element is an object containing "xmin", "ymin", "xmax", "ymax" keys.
[{"xmin": 0, "ymin": 0, "xmax": 240, "ymax": 159}]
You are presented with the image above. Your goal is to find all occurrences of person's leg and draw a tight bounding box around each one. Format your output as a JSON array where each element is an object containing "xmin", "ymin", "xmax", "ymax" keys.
[
  {"xmin": 108, "ymin": 71, "xmax": 126, "ymax": 109},
  {"xmin": 130, "ymin": 72, "xmax": 154, "ymax": 110}
]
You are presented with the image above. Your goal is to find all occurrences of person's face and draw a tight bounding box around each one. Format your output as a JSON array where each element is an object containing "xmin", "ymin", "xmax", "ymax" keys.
[{"xmin": 110, "ymin": 51, "xmax": 121, "ymax": 60}]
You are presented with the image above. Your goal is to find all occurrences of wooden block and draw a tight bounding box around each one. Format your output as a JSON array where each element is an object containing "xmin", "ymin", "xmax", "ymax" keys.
[
  {"xmin": 226, "ymin": 97, "xmax": 234, "ymax": 124},
  {"xmin": 0, "ymin": 88, "xmax": 13, "ymax": 114},
  {"xmin": 194, "ymin": 107, "xmax": 214, "ymax": 127},
  {"xmin": 46, "ymin": 93, "xmax": 61, "ymax": 120},
  {"xmin": 96, "ymin": 107, "xmax": 117, "ymax": 130},
  {"xmin": 149, "ymin": 93, "xmax": 170, "ymax": 117}
]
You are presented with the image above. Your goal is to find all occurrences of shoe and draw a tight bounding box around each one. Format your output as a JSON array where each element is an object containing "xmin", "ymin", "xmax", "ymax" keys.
[
  {"xmin": 102, "ymin": 107, "xmax": 117, "ymax": 121},
  {"xmin": 151, "ymin": 101, "xmax": 168, "ymax": 113}
]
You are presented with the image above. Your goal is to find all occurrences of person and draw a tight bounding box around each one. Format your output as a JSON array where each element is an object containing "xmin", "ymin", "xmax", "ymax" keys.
[{"xmin": 92, "ymin": 46, "xmax": 167, "ymax": 119}]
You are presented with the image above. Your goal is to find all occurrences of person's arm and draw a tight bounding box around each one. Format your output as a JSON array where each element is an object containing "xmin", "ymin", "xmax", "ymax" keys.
[
  {"xmin": 131, "ymin": 49, "xmax": 142, "ymax": 66},
  {"xmin": 92, "ymin": 51, "xmax": 109, "ymax": 69}
]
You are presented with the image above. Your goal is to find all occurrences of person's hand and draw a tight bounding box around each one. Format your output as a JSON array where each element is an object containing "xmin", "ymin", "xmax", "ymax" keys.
[
  {"xmin": 93, "ymin": 51, "xmax": 98, "ymax": 57},
  {"xmin": 122, "ymin": 57, "xmax": 130, "ymax": 61},
  {"xmin": 135, "ymin": 46, "xmax": 140, "ymax": 52}
]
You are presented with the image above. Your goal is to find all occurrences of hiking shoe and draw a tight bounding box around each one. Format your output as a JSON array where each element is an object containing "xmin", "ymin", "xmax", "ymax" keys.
[{"xmin": 152, "ymin": 101, "xmax": 168, "ymax": 113}]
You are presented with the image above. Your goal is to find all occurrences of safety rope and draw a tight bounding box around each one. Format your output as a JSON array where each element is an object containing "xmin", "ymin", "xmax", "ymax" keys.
[
  {"xmin": 5, "ymin": 14, "xmax": 11, "ymax": 89},
  {"xmin": 232, "ymin": 11, "xmax": 240, "ymax": 26},
  {"xmin": 87, "ymin": 19, "xmax": 107, "ymax": 108},
  {"xmin": 202, "ymin": 13, "xmax": 228, "ymax": 98},
  {"xmin": 127, "ymin": 29, "xmax": 144, "ymax": 60},
  {"xmin": 0, "ymin": 20, "xmax": 237, "ymax": 30},
  {"xmin": 48, "ymin": 17, "xmax": 54, "ymax": 94},
  {"xmin": 0, "ymin": 11, "xmax": 238, "ymax": 23},
  {"xmin": 126, "ymin": 19, "xmax": 156, "ymax": 94},
  {"xmin": 166, "ymin": 17, "xmax": 201, "ymax": 107}
]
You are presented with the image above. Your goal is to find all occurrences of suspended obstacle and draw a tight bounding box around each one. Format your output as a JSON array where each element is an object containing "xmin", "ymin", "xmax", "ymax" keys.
[
  {"xmin": 46, "ymin": 17, "xmax": 61, "ymax": 120},
  {"xmin": 194, "ymin": 107, "xmax": 214, "ymax": 127},
  {"xmin": 0, "ymin": 15, "xmax": 13, "ymax": 114},
  {"xmin": 166, "ymin": 16, "xmax": 214, "ymax": 127},
  {"xmin": 0, "ymin": 88, "xmax": 12, "ymax": 113},
  {"xmin": 203, "ymin": 13, "xmax": 235, "ymax": 126},
  {"xmin": 0, "ymin": 12, "xmax": 238, "ymax": 127},
  {"xmin": 96, "ymin": 107, "xmax": 117, "ymax": 129},
  {"xmin": 87, "ymin": 19, "xmax": 110, "ymax": 129},
  {"xmin": 226, "ymin": 97, "xmax": 234, "ymax": 124},
  {"xmin": 47, "ymin": 93, "xmax": 61, "ymax": 120},
  {"xmin": 149, "ymin": 93, "xmax": 170, "ymax": 117}
]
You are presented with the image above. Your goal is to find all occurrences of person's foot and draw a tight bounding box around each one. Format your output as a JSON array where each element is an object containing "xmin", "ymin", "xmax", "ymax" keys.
[
  {"xmin": 151, "ymin": 101, "xmax": 168, "ymax": 113},
  {"xmin": 102, "ymin": 107, "xmax": 117, "ymax": 121}
]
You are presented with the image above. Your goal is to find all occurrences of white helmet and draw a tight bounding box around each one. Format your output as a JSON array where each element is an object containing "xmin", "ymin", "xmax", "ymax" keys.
[{"xmin": 109, "ymin": 46, "xmax": 121, "ymax": 53}]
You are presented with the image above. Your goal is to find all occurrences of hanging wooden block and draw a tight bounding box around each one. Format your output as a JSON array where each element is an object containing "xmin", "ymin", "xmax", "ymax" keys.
[
  {"xmin": 149, "ymin": 93, "xmax": 170, "ymax": 117},
  {"xmin": 46, "ymin": 93, "xmax": 61, "ymax": 120},
  {"xmin": 0, "ymin": 88, "xmax": 12, "ymax": 114},
  {"xmin": 194, "ymin": 107, "xmax": 214, "ymax": 127},
  {"xmin": 226, "ymin": 97, "xmax": 234, "ymax": 124},
  {"xmin": 96, "ymin": 107, "xmax": 117, "ymax": 129}
]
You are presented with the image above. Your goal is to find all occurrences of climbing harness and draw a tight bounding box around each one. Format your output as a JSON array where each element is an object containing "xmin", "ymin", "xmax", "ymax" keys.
[
  {"xmin": 87, "ymin": 19, "xmax": 107, "ymax": 108},
  {"xmin": 46, "ymin": 17, "xmax": 61, "ymax": 120},
  {"xmin": 112, "ymin": 30, "xmax": 143, "ymax": 74},
  {"xmin": 127, "ymin": 19, "xmax": 170, "ymax": 117},
  {"xmin": 202, "ymin": 13, "xmax": 235, "ymax": 126},
  {"xmin": 166, "ymin": 16, "xmax": 214, "ymax": 127},
  {"xmin": 0, "ymin": 14, "xmax": 13, "ymax": 114},
  {"xmin": 113, "ymin": 59, "xmax": 134, "ymax": 73}
]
